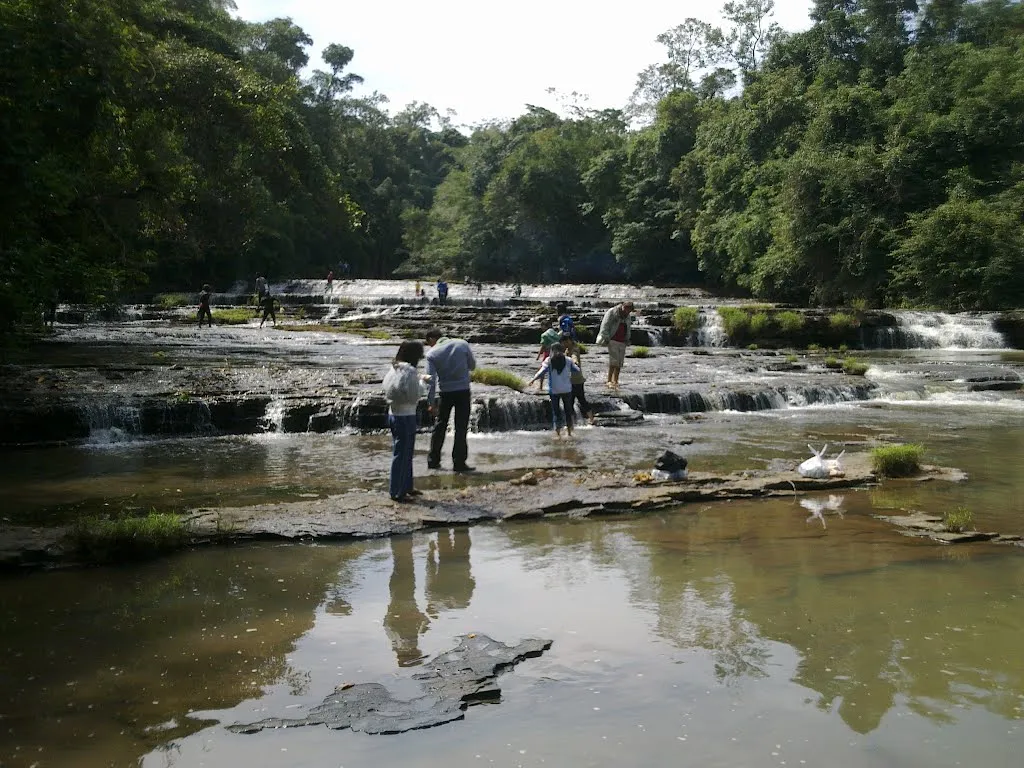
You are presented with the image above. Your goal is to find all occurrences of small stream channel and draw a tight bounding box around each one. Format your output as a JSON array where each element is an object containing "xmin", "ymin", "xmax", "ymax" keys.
[{"xmin": 1, "ymin": 289, "xmax": 1023, "ymax": 766}]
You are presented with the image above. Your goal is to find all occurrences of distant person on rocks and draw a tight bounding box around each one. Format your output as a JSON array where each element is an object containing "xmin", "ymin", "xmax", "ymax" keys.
[
  {"xmin": 562, "ymin": 333, "xmax": 595, "ymax": 425},
  {"xmin": 535, "ymin": 323, "xmax": 563, "ymax": 390},
  {"xmin": 415, "ymin": 280, "xmax": 421, "ymax": 296},
  {"xmin": 259, "ymin": 293, "xmax": 276, "ymax": 328},
  {"xmin": 44, "ymin": 293, "xmax": 58, "ymax": 328},
  {"xmin": 596, "ymin": 301, "xmax": 634, "ymax": 388},
  {"xmin": 382, "ymin": 340, "xmax": 426, "ymax": 503},
  {"xmin": 556, "ymin": 302, "xmax": 577, "ymax": 341},
  {"xmin": 197, "ymin": 284, "xmax": 214, "ymax": 328},
  {"xmin": 437, "ymin": 279, "xmax": 449, "ymax": 306},
  {"xmin": 513, "ymin": 283, "xmax": 522, "ymax": 298},
  {"xmin": 424, "ymin": 328, "xmax": 476, "ymax": 472},
  {"xmin": 529, "ymin": 342, "xmax": 581, "ymax": 439},
  {"xmin": 326, "ymin": 270, "xmax": 334, "ymax": 292},
  {"xmin": 476, "ymin": 282, "xmax": 482, "ymax": 294},
  {"xmin": 255, "ymin": 274, "xmax": 268, "ymax": 303}
]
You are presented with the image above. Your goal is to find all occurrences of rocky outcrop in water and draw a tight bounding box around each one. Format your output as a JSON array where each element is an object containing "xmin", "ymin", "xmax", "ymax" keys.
[{"xmin": 228, "ymin": 634, "xmax": 552, "ymax": 735}]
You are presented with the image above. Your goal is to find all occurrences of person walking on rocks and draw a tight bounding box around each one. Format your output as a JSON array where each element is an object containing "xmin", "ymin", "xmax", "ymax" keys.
[
  {"xmin": 562, "ymin": 333, "xmax": 595, "ymax": 425},
  {"xmin": 383, "ymin": 340, "xmax": 426, "ymax": 502},
  {"xmin": 595, "ymin": 301, "xmax": 634, "ymax": 389},
  {"xmin": 436, "ymin": 279, "xmax": 449, "ymax": 306},
  {"xmin": 424, "ymin": 328, "xmax": 476, "ymax": 472},
  {"xmin": 528, "ymin": 342, "xmax": 581, "ymax": 439},
  {"xmin": 259, "ymin": 293, "xmax": 276, "ymax": 328},
  {"xmin": 534, "ymin": 322, "xmax": 563, "ymax": 391},
  {"xmin": 255, "ymin": 274, "xmax": 268, "ymax": 302},
  {"xmin": 197, "ymin": 284, "xmax": 213, "ymax": 328}
]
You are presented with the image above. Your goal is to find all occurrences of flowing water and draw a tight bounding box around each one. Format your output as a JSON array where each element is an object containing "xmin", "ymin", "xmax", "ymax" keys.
[{"xmin": 2, "ymin": 312, "xmax": 1023, "ymax": 766}]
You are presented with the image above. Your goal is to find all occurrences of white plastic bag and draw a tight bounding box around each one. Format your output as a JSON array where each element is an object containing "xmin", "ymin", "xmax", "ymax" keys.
[{"xmin": 798, "ymin": 444, "xmax": 845, "ymax": 478}]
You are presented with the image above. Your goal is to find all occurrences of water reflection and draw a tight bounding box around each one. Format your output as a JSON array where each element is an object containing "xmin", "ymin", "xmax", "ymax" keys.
[{"xmin": 383, "ymin": 529, "xmax": 475, "ymax": 666}]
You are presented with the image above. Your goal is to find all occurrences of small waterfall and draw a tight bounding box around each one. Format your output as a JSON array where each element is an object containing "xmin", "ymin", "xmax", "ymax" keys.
[
  {"xmin": 472, "ymin": 397, "xmax": 551, "ymax": 431},
  {"xmin": 81, "ymin": 403, "xmax": 142, "ymax": 444},
  {"xmin": 875, "ymin": 311, "xmax": 1005, "ymax": 350},
  {"xmin": 622, "ymin": 384, "xmax": 873, "ymax": 415},
  {"xmin": 259, "ymin": 400, "xmax": 287, "ymax": 433},
  {"xmin": 697, "ymin": 308, "xmax": 728, "ymax": 347}
]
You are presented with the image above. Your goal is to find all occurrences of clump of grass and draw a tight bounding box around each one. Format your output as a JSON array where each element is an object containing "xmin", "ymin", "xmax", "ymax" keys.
[
  {"xmin": 152, "ymin": 351, "xmax": 168, "ymax": 361},
  {"xmin": 632, "ymin": 346, "xmax": 651, "ymax": 358},
  {"xmin": 838, "ymin": 343, "xmax": 849, "ymax": 353},
  {"xmin": 870, "ymin": 444, "xmax": 924, "ymax": 477},
  {"xmin": 68, "ymin": 512, "xmax": 190, "ymax": 564},
  {"xmin": 842, "ymin": 357, "xmax": 869, "ymax": 376},
  {"xmin": 807, "ymin": 343, "xmax": 821, "ymax": 352},
  {"xmin": 749, "ymin": 312, "xmax": 772, "ymax": 335},
  {"xmin": 673, "ymin": 306, "xmax": 699, "ymax": 334},
  {"xmin": 207, "ymin": 307, "xmax": 255, "ymax": 325},
  {"xmin": 785, "ymin": 354, "xmax": 799, "ymax": 363},
  {"xmin": 829, "ymin": 312, "xmax": 857, "ymax": 332},
  {"xmin": 576, "ymin": 342, "xmax": 588, "ymax": 354},
  {"xmin": 471, "ymin": 368, "xmax": 524, "ymax": 391},
  {"xmin": 747, "ymin": 343, "xmax": 759, "ymax": 350},
  {"xmin": 718, "ymin": 307, "xmax": 750, "ymax": 337},
  {"xmin": 824, "ymin": 356, "xmax": 842, "ymax": 369},
  {"xmin": 776, "ymin": 311, "xmax": 805, "ymax": 333},
  {"xmin": 943, "ymin": 506, "xmax": 974, "ymax": 533},
  {"xmin": 849, "ymin": 297, "xmax": 869, "ymax": 312},
  {"xmin": 155, "ymin": 293, "xmax": 191, "ymax": 309}
]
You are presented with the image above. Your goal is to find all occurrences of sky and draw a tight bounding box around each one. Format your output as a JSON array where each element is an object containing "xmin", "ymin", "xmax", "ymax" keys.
[{"xmin": 232, "ymin": 0, "xmax": 813, "ymax": 127}]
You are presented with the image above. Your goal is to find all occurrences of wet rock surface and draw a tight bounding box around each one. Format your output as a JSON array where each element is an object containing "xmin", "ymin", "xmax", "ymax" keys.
[
  {"xmin": 874, "ymin": 511, "xmax": 1024, "ymax": 546},
  {"xmin": 228, "ymin": 634, "xmax": 552, "ymax": 735}
]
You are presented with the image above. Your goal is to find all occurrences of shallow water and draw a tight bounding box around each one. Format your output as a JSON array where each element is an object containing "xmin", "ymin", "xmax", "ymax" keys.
[{"xmin": 1, "ymin": 511, "xmax": 1022, "ymax": 767}]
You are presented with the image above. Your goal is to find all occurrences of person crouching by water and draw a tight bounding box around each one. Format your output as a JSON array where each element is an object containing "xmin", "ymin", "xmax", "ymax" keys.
[
  {"xmin": 529, "ymin": 342, "xmax": 581, "ymax": 439},
  {"xmin": 197, "ymin": 284, "xmax": 213, "ymax": 328},
  {"xmin": 383, "ymin": 341, "xmax": 426, "ymax": 502}
]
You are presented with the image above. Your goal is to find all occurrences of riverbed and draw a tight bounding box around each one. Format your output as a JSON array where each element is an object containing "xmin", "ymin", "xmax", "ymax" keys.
[{"xmin": 1, "ymin": 289, "xmax": 1023, "ymax": 766}]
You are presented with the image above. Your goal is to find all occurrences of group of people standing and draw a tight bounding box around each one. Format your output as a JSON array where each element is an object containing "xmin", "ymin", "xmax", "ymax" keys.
[{"xmin": 381, "ymin": 299, "xmax": 636, "ymax": 502}]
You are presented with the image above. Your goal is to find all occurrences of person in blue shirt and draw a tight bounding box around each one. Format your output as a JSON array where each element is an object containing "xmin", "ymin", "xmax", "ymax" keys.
[
  {"xmin": 556, "ymin": 302, "xmax": 577, "ymax": 341},
  {"xmin": 437, "ymin": 280, "xmax": 449, "ymax": 306}
]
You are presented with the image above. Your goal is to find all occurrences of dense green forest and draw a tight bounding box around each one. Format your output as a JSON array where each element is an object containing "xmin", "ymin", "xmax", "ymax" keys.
[{"xmin": 2, "ymin": 0, "xmax": 1023, "ymax": 330}]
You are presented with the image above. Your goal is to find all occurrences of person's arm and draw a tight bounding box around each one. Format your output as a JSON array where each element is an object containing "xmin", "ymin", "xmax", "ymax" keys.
[
  {"xmin": 466, "ymin": 344, "xmax": 476, "ymax": 371},
  {"xmin": 528, "ymin": 360, "xmax": 550, "ymax": 385},
  {"xmin": 536, "ymin": 345, "xmax": 546, "ymax": 360},
  {"xmin": 426, "ymin": 356, "xmax": 437, "ymax": 405}
]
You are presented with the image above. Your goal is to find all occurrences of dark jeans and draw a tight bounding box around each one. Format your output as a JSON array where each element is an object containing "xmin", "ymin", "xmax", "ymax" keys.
[
  {"xmin": 197, "ymin": 305, "xmax": 212, "ymax": 327},
  {"xmin": 389, "ymin": 414, "xmax": 417, "ymax": 499},
  {"xmin": 260, "ymin": 306, "xmax": 276, "ymax": 325},
  {"xmin": 550, "ymin": 392, "xmax": 573, "ymax": 430},
  {"xmin": 429, "ymin": 389, "xmax": 470, "ymax": 467},
  {"xmin": 570, "ymin": 382, "xmax": 590, "ymax": 417}
]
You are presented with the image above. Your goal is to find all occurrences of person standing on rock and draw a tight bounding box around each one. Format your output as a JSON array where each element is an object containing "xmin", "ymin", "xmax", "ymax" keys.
[
  {"xmin": 259, "ymin": 293, "xmax": 276, "ymax": 328},
  {"xmin": 528, "ymin": 342, "xmax": 581, "ymax": 439},
  {"xmin": 197, "ymin": 284, "xmax": 213, "ymax": 328},
  {"xmin": 437, "ymin": 279, "xmax": 449, "ymax": 306},
  {"xmin": 424, "ymin": 328, "xmax": 476, "ymax": 472},
  {"xmin": 383, "ymin": 340, "xmax": 426, "ymax": 502},
  {"xmin": 562, "ymin": 333, "xmax": 595, "ymax": 425},
  {"xmin": 326, "ymin": 270, "xmax": 334, "ymax": 293},
  {"xmin": 595, "ymin": 301, "xmax": 634, "ymax": 389},
  {"xmin": 255, "ymin": 274, "xmax": 268, "ymax": 302}
]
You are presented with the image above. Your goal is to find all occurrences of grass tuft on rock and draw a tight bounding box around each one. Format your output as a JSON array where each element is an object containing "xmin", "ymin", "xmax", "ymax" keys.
[
  {"xmin": 155, "ymin": 293, "xmax": 192, "ymax": 309},
  {"xmin": 871, "ymin": 444, "xmax": 924, "ymax": 477},
  {"xmin": 673, "ymin": 306, "xmax": 699, "ymax": 335},
  {"xmin": 829, "ymin": 312, "xmax": 857, "ymax": 332},
  {"xmin": 68, "ymin": 512, "xmax": 190, "ymax": 564},
  {"xmin": 842, "ymin": 357, "xmax": 869, "ymax": 375},
  {"xmin": 718, "ymin": 306, "xmax": 749, "ymax": 337},
  {"xmin": 631, "ymin": 346, "xmax": 651, "ymax": 358},
  {"xmin": 776, "ymin": 311, "xmax": 805, "ymax": 333},
  {"xmin": 471, "ymin": 368, "xmax": 524, "ymax": 391},
  {"xmin": 943, "ymin": 506, "xmax": 974, "ymax": 533}
]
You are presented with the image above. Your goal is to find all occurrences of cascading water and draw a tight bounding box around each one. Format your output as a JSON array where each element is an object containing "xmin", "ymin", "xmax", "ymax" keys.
[
  {"xmin": 81, "ymin": 402, "xmax": 142, "ymax": 444},
  {"xmin": 874, "ymin": 311, "xmax": 1005, "ymax": 350},
  {"xmin": 696, "ymin": 308, "xmax": 728, "ymax": 347},
  {"xmin": 259, "ymin": 400, "xmax": 287, "ymax": 433}
]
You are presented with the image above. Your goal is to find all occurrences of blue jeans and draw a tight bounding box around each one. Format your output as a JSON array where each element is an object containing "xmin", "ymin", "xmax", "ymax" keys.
[
  {"xmin": 389, "ymin": 414, "xmax": 418, "ymax": 499},
  {"xmin": 550, "ymin": 393, "xmax": 573, "ymax": 430}
]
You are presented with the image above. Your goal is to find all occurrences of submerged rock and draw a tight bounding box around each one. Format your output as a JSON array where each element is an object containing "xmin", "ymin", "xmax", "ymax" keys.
[{"xmin": 228, "ymin": 634, "xmax": 552, "ymax": 735}]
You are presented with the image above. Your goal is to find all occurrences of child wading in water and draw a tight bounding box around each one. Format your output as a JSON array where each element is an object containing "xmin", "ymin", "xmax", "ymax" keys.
[
  {"xmin": 561, "ymin": 333, "xmax": 595, "ymax": 425},
  {"xmin": 529, "ymin": 342, "xmax": 581, "ymax": 438},
  {"xmin": 535, "ymin": 322, "xmax": 562, "ymax": 390}
]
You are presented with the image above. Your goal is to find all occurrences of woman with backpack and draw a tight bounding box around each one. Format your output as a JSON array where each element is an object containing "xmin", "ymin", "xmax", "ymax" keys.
[
  {"xmin": 528, "ymin": 342, "xmax": 582, "ymax": 438},
  {"xmin": 383, "ymin": 341, "xmax": 425, "ymax": 502}
]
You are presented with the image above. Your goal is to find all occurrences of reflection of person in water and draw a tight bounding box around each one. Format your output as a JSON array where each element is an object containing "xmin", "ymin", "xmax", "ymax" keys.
[
  {"xmin": 426, "ymin": 528, "xmax": 475, "ymax": 618},
  {"xmin": 383, "ymin": 536, "xmax": 429, "ymax": 667}
]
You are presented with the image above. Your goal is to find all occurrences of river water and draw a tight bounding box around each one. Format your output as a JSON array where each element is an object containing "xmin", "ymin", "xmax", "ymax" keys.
[{"xmin": 1, "ymin": 312, "xmax": 1023, "ymax": 766}]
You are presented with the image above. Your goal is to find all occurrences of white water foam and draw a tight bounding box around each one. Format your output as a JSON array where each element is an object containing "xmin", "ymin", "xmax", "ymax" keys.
[
  {"xmin": 880, "ymin": 311, "xmax": 1006, "ymax": 350},
  {"xmin": 696, "ymin": 308, "xmax": 728, "ymax": 347}
]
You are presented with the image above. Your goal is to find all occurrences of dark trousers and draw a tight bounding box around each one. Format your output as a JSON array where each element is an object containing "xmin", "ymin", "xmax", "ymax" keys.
[
  {"xmin": 260, "ymin": 306, "xmax": 276, "ymax": 325},
  {"xmin": 197, "ymin": 305, "xmax": 212, "ymax": 327},
  {"xmin": 550, "ymin": 392, "xmax": 573, "ymax": 430},
  {"xmin": 429, "ymin": 389, "xmax": 470, "ymax": 467},
  {"xmin": 389, "ymin": 414, "xmax": 417, "ymax": 499},
  {"xmin": 570, "ymin": 382, "xmax": 590, "ymax": 417}
]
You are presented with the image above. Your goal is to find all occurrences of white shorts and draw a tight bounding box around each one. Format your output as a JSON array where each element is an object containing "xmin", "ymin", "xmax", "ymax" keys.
[{"xmin": 608, "ymin": 340, "xmax": 626, "ymax": 367}]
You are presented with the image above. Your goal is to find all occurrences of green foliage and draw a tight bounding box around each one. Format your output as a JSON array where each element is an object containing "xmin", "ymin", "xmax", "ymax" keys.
[
  {"xmin": 673, "ymin": 306, "xmax": 699, "ymax": 334},
  {"xmin": 785, "ymin": 354, "xmax": 798, "ymax": 363},
  {"xmin": 829, "ymin": 313, "xmax": 857, "ymax": 332},
  {"xmin": 470, "ymin": 368, "xmax": 525, "ymax": 390},
  {"xmin": 68, "ymin": 511, "xmax": 190, "ymax": 564},
  {"xmin": 943, "ymin": 506, "xmax": 974, "ymax": 534},
  {"xmin": 187, "ymin": 307, "xmax": 252, "ymax": 325},
  {"xmin": 749, "ymin": 312, "xmax": 771, "ymax": 335},
  {"xmin": 156, "ymin": 293, "xmax": 192, "ymax": 309},
  {"xmin": 747, "ymin": 343, "xmax": 758, "ymax": 350},
  {"xmin": 824, "ymin": 356, "xmax": 841, "ymax": 369},
  {"xmin": 838, "ymin": 343, "xmax": 848, "ymax": 353},
  {"xmin": 632, "ymin": 346, "xmax": 651, "ymax": 358},
  {"xmin": 776, "ymin": 311, "xmax": 805, "ymax": 333},
  {"xmin": 718, "ymin": 306, "xmax": 750, "ymax": 337},
  {"xmin": 807, "ymin": 343, "xmax": 820, "ymax": 352},
  {"xmin": 870, "ymin": 444, "xmax": 924, "ymax": 478},
  {"xmin": 841, "ymin": 357, "xmax": 869, "ymax": 376}
]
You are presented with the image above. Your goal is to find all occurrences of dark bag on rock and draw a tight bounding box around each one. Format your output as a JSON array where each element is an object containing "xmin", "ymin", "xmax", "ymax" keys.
[{"xmin": 654, "ymin": 451, "xmax": 688, "ymax": 473}]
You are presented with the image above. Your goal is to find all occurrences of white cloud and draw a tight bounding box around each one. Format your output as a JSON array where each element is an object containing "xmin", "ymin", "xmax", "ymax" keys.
[{"xmin": 232, "ymin": 0, "xmax": 812, "ymax": 126}]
